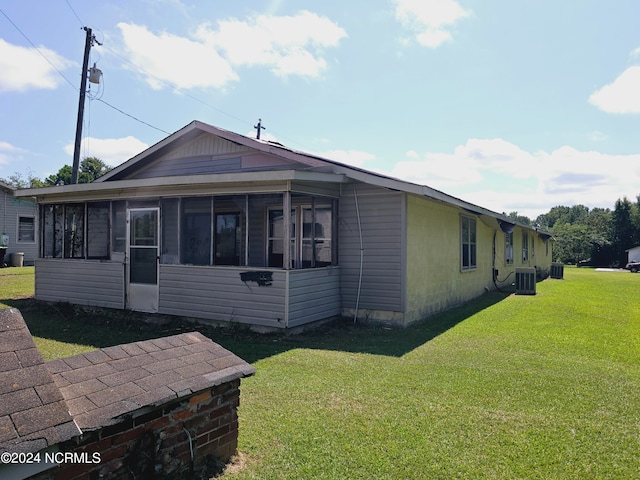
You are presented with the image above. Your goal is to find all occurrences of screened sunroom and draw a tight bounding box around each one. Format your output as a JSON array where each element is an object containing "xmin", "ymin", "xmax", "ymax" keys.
[{"xmin": 35, "ymin": 189, "xmax": 341, "ymax": 329}]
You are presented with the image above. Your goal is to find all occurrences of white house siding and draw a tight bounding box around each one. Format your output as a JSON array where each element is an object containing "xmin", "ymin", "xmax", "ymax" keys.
[
  {"xmin": 158, "ymin": 265, "xmax": 287, "ymax": 328},
  {"xmin": 34, "ymin": 259, "xmax": 125, "ymax": 309},
  {"xmin": 288, "ymin": 267, "xmax": 341, "ymax": 327},
  {"xmin": 339, "ymin": 183, "xmax": 404, "ymax": 323}
]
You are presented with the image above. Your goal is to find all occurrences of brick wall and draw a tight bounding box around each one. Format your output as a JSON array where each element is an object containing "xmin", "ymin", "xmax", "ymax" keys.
[{"xmin": 32, "ymin": 379, "xmax": 242, "ymax": 480}]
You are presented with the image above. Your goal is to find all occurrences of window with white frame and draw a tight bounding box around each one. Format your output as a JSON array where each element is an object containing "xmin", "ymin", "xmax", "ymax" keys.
[
  {"xmin": 461, "ymin": 216, "xmax": 477, "ymax": 271},
  {"xmin": 17, "ymin": 216, "xmax": 35, "ymax": 243},
  {"xmin": 505, "ymin": 232, "xmax": 514, "ymax": 265},
  {"xmin": 522, "ymin": 231, "xmax": 529, "ymax": 262}
]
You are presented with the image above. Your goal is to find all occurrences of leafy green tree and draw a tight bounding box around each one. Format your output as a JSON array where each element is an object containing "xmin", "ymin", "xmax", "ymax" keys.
[
  {"xmin": 507, "ymin": 211, "xmax": 531, "ymax": 225},
  {"xmin": 611, "ymin": 197, "xmax": 637, "ymax": 266},
  {"xmin": 44, "ymin": 157, "xmax": 112, "ymax": 186},
  {"xmin": 44, "ymin": 165, "xmax": 73, "ymax": 186},
  {"xmin": 0, "ymin": 169, "xmax": 45, "ymax": 188},
  {"xmin": 551, "ymin": 223, "xmax": 593, "ymax": 264}
]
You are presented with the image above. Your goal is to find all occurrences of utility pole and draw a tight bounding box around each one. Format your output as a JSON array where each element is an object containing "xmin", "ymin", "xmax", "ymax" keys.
[{"xmin": 72, "ymin": 27, "xmax": 101, "ymax": 184}]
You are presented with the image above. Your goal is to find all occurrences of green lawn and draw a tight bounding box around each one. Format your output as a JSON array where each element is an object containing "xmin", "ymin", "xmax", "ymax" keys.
[{"xmin": 1, "ymin": 266, "xmax": 639, "ymax": 479}]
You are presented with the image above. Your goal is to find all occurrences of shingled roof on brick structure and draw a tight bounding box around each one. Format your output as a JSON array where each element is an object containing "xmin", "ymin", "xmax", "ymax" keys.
[
  {"xmin": 0, "ymin": 308, "xmax": 81, "ymax": 455},
  {"xmin": 46, "ymin": 332, "xmax": 256, "ymax": 431}
]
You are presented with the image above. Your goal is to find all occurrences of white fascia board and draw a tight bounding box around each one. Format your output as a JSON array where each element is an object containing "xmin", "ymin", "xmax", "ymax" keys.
[{"xmin": 13, "ymin": 170, "xmax": 346, "ymax": 200}]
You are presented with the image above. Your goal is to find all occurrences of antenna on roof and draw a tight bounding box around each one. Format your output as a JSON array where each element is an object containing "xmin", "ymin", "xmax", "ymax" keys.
[{"xmin": 254, "ymin": 118, "xmax": 265, "ymax": 140}]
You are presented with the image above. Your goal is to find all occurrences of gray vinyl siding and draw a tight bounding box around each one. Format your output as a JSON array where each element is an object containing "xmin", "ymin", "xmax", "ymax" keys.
[
  {"xmin": 34, "ymin": 259, "xmax": 125, "ymax": 309},
  {"xmin": 288, "ymin": 267, "xmax": 341, "ymax": 327},
  {"xmin": 0, "ymin": 190, "xmax": 38, "ymax": 265},
  {"xmin": 130, "ymin": 156, "xmax": 243, "ymax": 179},
  {"xmin": 159, "ymin": 265, "xmax": 287, "ymax": 328},
  {"xmin": 339, "ymin": 183, "xmax": 404, "ymax": 312}
]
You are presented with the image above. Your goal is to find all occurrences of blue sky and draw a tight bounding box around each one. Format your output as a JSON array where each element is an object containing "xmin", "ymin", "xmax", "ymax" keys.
[{"xmin": 1, "ymin": 0, "xmax": 640, "ymax": 219}]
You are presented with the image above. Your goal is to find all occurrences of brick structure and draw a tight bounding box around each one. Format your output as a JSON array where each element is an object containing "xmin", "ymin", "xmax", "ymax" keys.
[{"xmin": 0, "ymin": 309, "xmax": 255, "ymax": 480}]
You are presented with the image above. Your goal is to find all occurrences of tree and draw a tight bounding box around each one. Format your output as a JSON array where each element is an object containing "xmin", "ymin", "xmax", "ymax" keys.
[
  {"xmin": 44, "ymin": 165, "xmax": 73, "ymax": 186},
  {"xmin": 0, "ymin": 169, "xmax": 45, "ymax": 188},
  {"xmin": 44, "ymin": 157, "xmax": 112, "ymax": 186},
  {"xmin": 551, "ymin": 223, "xmax": 593, "ymax": 264},
  {"xmin": 507, "ymin": 211, "xmax": 531, "ymax": 225},
  {"xmin": 611, "ymin": 197, "xmax": 636, "ymax": 266}
]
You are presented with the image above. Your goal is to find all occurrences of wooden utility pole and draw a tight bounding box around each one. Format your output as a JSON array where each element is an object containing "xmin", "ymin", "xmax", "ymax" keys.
[{"xmin": 72, "ymin": 27, "xmax": 100, "ymax": 184}]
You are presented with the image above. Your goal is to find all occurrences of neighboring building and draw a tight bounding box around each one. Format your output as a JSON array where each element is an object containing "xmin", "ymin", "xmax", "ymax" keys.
[
  {"xmin": 0, "ymin": 180, "xmax": 38, "ymax": 266},
  {"xmin": 626, "ymin": 245, "xmax": 640, "ymax": 264},
  {"xmin": 14, "ymin": 121, "xmax": 554, "ymax": 329}
]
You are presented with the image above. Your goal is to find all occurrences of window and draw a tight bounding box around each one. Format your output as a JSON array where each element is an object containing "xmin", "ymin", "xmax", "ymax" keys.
[
  {"xmin": 531, "ymin": 235, "xmax": 535, "ymax": 258},
  {"xmin": 17, "ymin": 216, "xmax": 35, "ymax": 243},
  {"xmin": 111, "ymin": 201, "xmax": 126, "ymax": 253},
  {"xmin": 181, "ymin": 197, "xmax": 211, "ymax": 265},
  {"xmin": 505, "ymin": 232, "xmax": 513, "ymax": 265},
  {"xmin": 64, "ymin": 204, "xmax": 85, "ymax": 258},
  {"xmin": 42, "ymin": 205, "xmax": 63, "ymax": 257},
  {"xmin": 267, "ymin": 199, "xmax": 335, "ymax": 269},
  {"xmin": 86, "ymin": 203, "xmax": 109, "ymax": 258},
  {"xmin": 522, "ymin": 231, "xmax": 529, "ymax": 262},
  {"xmin": 301, "ymin": 205, "xmax": 333, "ymax": 268},
  {"xmin": 267, "ymin": 208, "xmax": 294, "ymax": 268},
  {"xmin": 461, "ymin": 216, "xmax": 477, "ymax": 271},
  {"xmin": 41, "ymin": 202, "xmax": 112, "ymax": 259},
  {"xmin": 215, "ymin": 213, "xmax": 241, "ymax": 265}
]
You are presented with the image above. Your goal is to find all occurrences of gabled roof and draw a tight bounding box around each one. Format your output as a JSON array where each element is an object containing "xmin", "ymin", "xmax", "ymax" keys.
[
  {"xmin": 15, "ymin": 120, "xmax": 551, "ymax": 236},
  {"xmin": 0, "ymin": 180, "xmax": 14, "ymax": 192},
  {"xmin": 0, "ymin": 308, "xmax": 81, "ymax": 455}
]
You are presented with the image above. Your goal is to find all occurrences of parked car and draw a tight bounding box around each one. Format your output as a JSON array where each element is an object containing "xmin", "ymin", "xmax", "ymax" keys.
[
  {"xmin": 577, "ymin": 258, "xmax": 592, "ymax": 267},
  {"xmin": 625, "ymin": 261, "xmax": 640, "ymax": 273}
]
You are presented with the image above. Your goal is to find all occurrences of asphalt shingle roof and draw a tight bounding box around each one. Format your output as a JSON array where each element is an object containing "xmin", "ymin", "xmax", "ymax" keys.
[
  {"xmin": 0, "ymin": 308, "xmax": 81, "ymax": 455},
  {"xmin": 46, "ymin": 332, "xmax": 256, "ymax": 431}
]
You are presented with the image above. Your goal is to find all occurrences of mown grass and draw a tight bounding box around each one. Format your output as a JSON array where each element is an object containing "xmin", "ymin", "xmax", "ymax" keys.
[{"xmin": 1, "ymin": 266, "xmax": 639, "ymax": 478}]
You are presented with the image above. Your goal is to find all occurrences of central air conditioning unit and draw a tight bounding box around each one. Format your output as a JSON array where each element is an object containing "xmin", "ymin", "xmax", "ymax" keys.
[
  {"xmin": 550, "ymin": 262, "xmax": 564, "ymax": 279},
  {"xmin": 515, "ymin": 267, "xmax": 536, "ymax": 295}
]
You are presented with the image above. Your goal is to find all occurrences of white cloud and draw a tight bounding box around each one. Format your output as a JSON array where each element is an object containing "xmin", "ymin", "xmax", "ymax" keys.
[
  {"xmin": 589, "ymin": 65, "xmax": 640, "ymax": 114},
  {"xmin": 386, "ymin": 138, "xmax": 640, "ymax": 218},
  {"xmin": 393, "ymin": 0, "xmax": 470, "ymax": 48},
  {"xmin": 117, "ymin": 11, "xmax": 346, "ymax": 90},
  {"xmin": 196, "ymin": 10, "xmax": 347, "ymax": 78},
  {"xmin": 0, "ymin": 141, "xmax": 24, "ymax": 166},
  {"xmin": 64, "ymin": 136, "xmax": 149, "ymax": 166},
  {"xmin": 0, "ymin": 39, "xmax": 75, "ymax": 93},
  {"xmin": 117, "ymin": 23, "xmax": 238, "ymax": 90}
]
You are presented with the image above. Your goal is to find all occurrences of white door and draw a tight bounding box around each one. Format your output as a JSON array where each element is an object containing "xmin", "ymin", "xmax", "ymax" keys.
[{"xmin": 127, "ymin": 208, "xmax": 159, "ymax": 312}]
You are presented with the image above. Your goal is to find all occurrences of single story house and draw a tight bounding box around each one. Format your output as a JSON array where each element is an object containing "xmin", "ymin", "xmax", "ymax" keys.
[
  {"xmin": 14, "ymin": 121, "xmax": 554, "ymax": 329},
  {"xmin": 0, "ymin": 180, "xmax": 38, "ymax": 266}
]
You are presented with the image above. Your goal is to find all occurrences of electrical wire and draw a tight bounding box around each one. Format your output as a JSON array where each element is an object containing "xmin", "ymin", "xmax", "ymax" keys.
[
  {"xmin": 0, "ymin": 7, "xmax": 78, "ymax": 93},
  {"xmin": 96, "ymin": 99, "xmax": 171, "ymax": 134},
  {"xmin": 65, "ymin": 0, "xmax": 84, "ymax": 27}
]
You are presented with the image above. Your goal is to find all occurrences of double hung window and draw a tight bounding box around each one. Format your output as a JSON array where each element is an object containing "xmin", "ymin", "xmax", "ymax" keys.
[{"xmin": 461, "ymin": 216, "xmax": 477, "ymax": 271}]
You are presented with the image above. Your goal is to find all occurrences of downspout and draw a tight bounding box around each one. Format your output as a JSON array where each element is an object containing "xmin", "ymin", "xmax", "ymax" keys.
[{"xmin": 353, "ymin": 185, "xmax": 364, "ymax": 324}]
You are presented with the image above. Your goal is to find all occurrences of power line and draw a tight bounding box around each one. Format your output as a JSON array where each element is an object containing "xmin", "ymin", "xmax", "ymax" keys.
[
  {"xmin": 96, "ymin": 99, "xmax": 170, "ymax": 134},
  {"xmin": 0, "ymin": 7, "xmax": 77, "ymax": 92},
  {"xmin": 65, "ymin": 0, "xmax": 84, "ymax": 27}
]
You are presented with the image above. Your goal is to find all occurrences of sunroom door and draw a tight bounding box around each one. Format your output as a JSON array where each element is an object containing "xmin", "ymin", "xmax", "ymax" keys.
[{"xmin": 127, "ymin": 208, "xmax": 159, "ymax": 312}]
